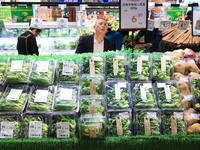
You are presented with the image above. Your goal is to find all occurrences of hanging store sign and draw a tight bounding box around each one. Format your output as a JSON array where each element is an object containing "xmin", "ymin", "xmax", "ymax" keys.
[{"xmin": 193, "ymin": 7, "xmax": 200, "ymax": 36}]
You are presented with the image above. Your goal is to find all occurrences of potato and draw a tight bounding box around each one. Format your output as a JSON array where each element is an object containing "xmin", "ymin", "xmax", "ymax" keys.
[
  {"xmin": 186, "ymin": 108, "xmax": 196, "ymax": 113},
  {"xmin": 186, "ymin": 123, "xmax": 200, "ymax": 134},
  {"xmin": 186, "ymin": 61, "xmax": 200, "ymax": 73},
  {"xmin": 181, "ymin": 98, "xmax": 192, "ymax": 109},
  {"xmin": 174, "ymin": 61, "xmax": 185, "ymax": 74},
  {"xmin": 186, "ymin": 115, "xmax": 198, "ymax": 126},
  {"xmin": 174, "ymin": 72, "xmax": 183, "ymax": 81},
  {"xmin": 178, "ymin": 81, "xmax": 191, "ymax": 95},
  {"xmin": 188, "ymin": 72, "xmax": 200, "ymax": 78}
]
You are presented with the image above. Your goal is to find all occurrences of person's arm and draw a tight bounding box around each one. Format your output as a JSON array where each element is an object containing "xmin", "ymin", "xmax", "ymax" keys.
[
  {"xmin": 115, "ymin": 33, "xmax": 123, "ymax": 50},
  {"xmin": 30, "ymin": 36, "xmax": 39, "ymax": 56},
  {"xmin": 134, "ymin": 30, "xmax": 145, "ymax": 44},
  {"xmin": 150, "ymin": 30, "xmax": 162, "ymax": 50},
  {"xmin": 75, "ymin": 36, "xmax": 85, "ymax": 54}
]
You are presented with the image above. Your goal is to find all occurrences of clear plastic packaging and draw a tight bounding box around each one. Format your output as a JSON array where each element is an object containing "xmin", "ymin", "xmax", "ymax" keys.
[
  {"xmin": 0, "ymin": 84, "xmax": 30, "ymax": 113},
  {"xmin": 80, "ymin": 95, "xmax": 105, "ymax": 115},
  {"xmin": 128, "ymin": 53, "xmax": 151, "ymax": 81},
  {"xmin": 6, "ymin": 29, "xmax": 18, "ymax": 37},
  {"xmin": 81, "ymin": 74, "xmax": 104, "ymax": 95},
  {"xmin": 79, "ymin": 113, "xmax": 106, "ymax": 138},
  {"xmin": 190, "ymin": 77, "xmax": 200, "ymax": 110},
  {"xmin": 49, "ymin": 29, "xmax": 56, "ymax": 37},
  {"xmin": 61, "ymin": 28, "xmax": 69, "ymax": 37},
  {"xmin": 0, "ymin": 56, "xmax": 8, "ymax": 83},
  {"xmin": 40, "ymin": 28, "xmax": 49, "ymax": 37},
  {"xmin": 5, "ymin": 56, "xmax": 32, "ymax": 83},
  {"xmin": 106, "ymin": 109, "xmax": 132, "ymax": 136},
  {"xmin": 69, "ymin": 29, "xmax": 78, "ymax": 37},
  {"xmin": 0, "ymin": 84, "xmax": 5, "ymax": 98},
  {"xmin": 53, "ymin": 85, "xmax": 79, "ymax": 112},
  {"xmin": 152, "ymin": 53, "xmax": 173, "ymax": 81},
  {"xmin": 173, "ymin": 59, "xmax": 186, "ymax": 77},
  {"xmin": 134, "ymin": 109, "xmax": 160, "ymax": 135},
  {"xmin": 105, "ymin": 81, "xmax": 131, "ymax": 110},
  {"xmin": 54, "ymin": 40, "xmax": 69, "ymax": 50},
  {"xmin": 27, "ymin": 85, "xmax": 54, "ymax": 113},
  {"xmin": 106, "ymin": 53, "xmax": 126, "ymax": 80},
  {"xmin": 29, "ymin": 57, "xmax": 56, "ymax": 85},
  {"xmin": 131, "ymin": 82, "xmax": 156, "ymax": 109}
]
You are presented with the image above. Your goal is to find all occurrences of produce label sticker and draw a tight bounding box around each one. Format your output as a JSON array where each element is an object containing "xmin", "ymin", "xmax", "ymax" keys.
[
  {"xmin": 113, "ymin": 58, "xmax": 119, "ymax": 75},
  {"xmin": 144, "ymin": 117, "xmax": 151, "ymax": 135},
  {"xmin": 7, "ymin": 89, "xmax": 23, "ymax": 101},
  {"xmin": 118, "ymin": 82, "xmax": 127, "ymax": 88},
  {"xmin": 146, "ymin": 112, "xmax": 157, "ymax": 119},
  {"xmin": 161, "ymin": 57, "xmax": 166, "ymax": 73},
  {"xmin": 184, "ymin": 95, "xmax": 193, "ymax": 101},
  {"xmin": 164, "ymin": 85, "xmax": 172, "ymax": 101},
  {"xmin": 191, "ymin": 113, "xmax": 199, "ymax": 120},
  {"xmin": 90, "ymin": 81, "xmax": 96, "ymax": 95},
  {"xmin": 115, "ymin": 84, "xmax": 121, "ymax": 100},
  {"xmin": 137, "ymin": 57, "xmax": 142, "ymax": 74},
  {"xmin": 143, "ymin": 83, "xmax": 152, "ymax": 88},
  {"xmin": 180, "ymin": 76, "xmax": 189, "ymax": 82},
  {"xmin": 92, "ymin": 78, "xmax": 101, "ymax": 85},
  {"xmin": 140, "ymin": 86, "xmax": 147, "ymax": 101},
  {"xmin": 10, "ymin": 60, "xmax": 23, "ymax": 72},
  {"xmin": 90, "ymin": 126, "xmax": 96, "ymax": 138},
  {"xmin": 89, "ymin": 104, "xmax": 96, "ymax": 114},
  {"xmin": 159, "ymin": 20, "xmax": 171, "ymax": 31},
  {"xmin": 92, "ymin": 56, "xmax": 101, "ymax": 61},
  {"xmin": 62, "ymin": 61, "xmax": 74, "ymax": 76},
  {"xmin": 174, "ymin": 112, "xmax": 183, "ymax": 119},
  {"xmin": 119, "ymin": 112, "xmax": 129, "ymax": 120},
  {"xmin": 89, "ymin": 59, "xmax": 95, "ymax": 74},
  {"xmin": 195, "ymin": 20, "xmax": 200, "ymax": 30},
  {"xmin": 91, "ymin": 101, "xmax": 101, "ymax": 108},
  {"xmin": 171, "ymin": 116, "xmax": 177, "ymax": 135},
  {"xmin": 57, "ymin": 122, "xmax": 70, "ymax": 138},
  {"xmin": 141, "ymin": 55, "xmax": 149, "ymax": 61},
  {"xmin": 1, "ymin": 122, "xmax": 14, "ymax": 138},
  {"xmin": 34, "ymin": 90, "xmax": 48, "ymax": 102},
  {"xmin": 147, "ymin": 19, "xmax": 155, "ymax": 31},
  {"xmin": 157, "ymin": 83, "xmax": 166, "ymax": 88},
  {"xmin": 116, "ymin": 115, "xmax": 123, "ymax": 135},
  {"xmin": 59, "ymin": 88, "xmax": 73, "ymax": 100},
  {"xmin": 116, "ymin": 54, "xmax": 124, "ymax": 60},
  {"xmin": 29, "ymin": 121, "xmax": 42, "ymax": 138},
  {"xmin": 36, "ymin": 61, "xmax": 49, "ymax": 72},
  {"xmin": 177, "ymin": 20, "xmax": 190, "ymax": 31}
]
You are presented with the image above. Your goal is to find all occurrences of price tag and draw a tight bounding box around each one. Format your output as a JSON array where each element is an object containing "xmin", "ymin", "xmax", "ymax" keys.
[
  {"xmin": 146, "ymin": 112, "xmax": 157, "ymax": 119},
  {"xmin": 147, "ymin": 19, "xmax": 155, "ymax": 31},
  {"xmin": 10, "ymin": 60, "xmax": 23, "ymax": 72},
  {"xmin": 165, "ymin": 85, "xmax": 172, "ymax": 101},
  {"xmin": 89, "ymin": 104, "xmax": 96, "ymax": 114},
  {"xmin": 90, "ymin": 126, "xmax": 96, "ymax": 138},
  {"xmin": 62, "ymin": 61, "xmax": 74, "ymax": 76},
  {"xmin": 91, "ymin": 101, "xmax": 101, "ymax": 108},
  {"xmin": 184, "ymin": 95, "xmax": 193, "ymax": 101},
  {"xmin": 163, "ymin": 55, "xmax": 171, "ymax": 60},
  {"xmin": 171, "ymin": 116, "xmax": 177, "ymax": 135},
  {"xmin": 29, "ymin": 121, "xmax": 42, "ymax": 138},
  {"xmin": 191, "ymin": 113, "xmax": 199, "ymax": 120},
  {"xmin": 177, "ymin": 20, "xmax": 190, "ymax": 31},
  {"xmin": 90, "ymin": 81, "xmax": 96, "ymax": 95},
  {"xmin": 116, "ymin": 54, "xmax": 124, "ymax": 60},
  {"xmin": 115, "ymin": 84, "xmax": 121, "ymax": 100},
  {"xmin": 1, "ymin": 122, "xmax": 14, "ymax": 138},
  {"xmin": 89, "ymin": 59, "xmax": 95, "ymax": 74},
  {"xmin": 141, "ymin": 55, "xmax": 149, "ymax": 61},
  {"xmin": 157, "ymin": 83, "xmax": 166, "ymax": 88},
  {"xmin": 137, "ymin": 57, "xmax": 142, "ymax": 74},
  {"xmin": 144, "ymin": 117, "xmax": 151, "ymax": 135},
  {"xmin": 159, "ymin": 20, "xmax": 171, "ymax": 31},
  {"xmin": 57, "ymin": 18, "xmax": 68, "ymax": 28},
  {"xmin": 195, "ymin": 20, "xmax": 200, "ymax": 30},
  {"xmin": 7, "ymin": 89, "xmax": 23, "ymax": 101},
  {"xmin": 118, "ymin": 82, "xmax": 127, "ymax": 88},
  {"xmin": 34, "ymin": 90, "xmax": 48, "ymax": 102},
  {"xmin": 180, "ymin": 76, "xmax": 189, "ymax": 82},
  {"xmin": 92, "ymin": 56, "xmax": 101, "ymax": 61},
  {"xmin": 59, "ymin": 88, "xmax": 73, "ymax": 100},
  {"xmin": 0, "ymin": 20, "xmax": 5, "ymax": 29},
  {"xmin": 143, "ymin": 83, "xmax": 152, "ymax": 88},
  {"xmin": 119, "ymin": 112, "xmax": 129, "ymax": 120},
  {"xmin": 57, "ymin": 122, "xmax": 70, "ymax": 138},
  {"xmin": 161, "ymin": 57, "xmax": 166, "ymax": 72},
  {"xmin": 116, "ymin": 115, "xmax": 123, "ymax": 135},
  {"xmin": 173, "ymin": 112, "xmax": 183, "ymax": 119},
  {"xmin": 92, "ymin": 78, "xmax": 101, "ymax": 85},
  {"xmin": 36, "ymin": 61, "xmax": 49, "ymax": 72},
  {"xmin": 113, "ymin": 58, "xmax": 118, "ymax": 75},
  {"xmin": 140, "ymin": 86, "xmax": 147, "ymax": 100}
]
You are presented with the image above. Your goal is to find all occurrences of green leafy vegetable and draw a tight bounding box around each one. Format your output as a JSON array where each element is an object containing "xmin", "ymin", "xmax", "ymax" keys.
[
  {"xmin": 0, "ymin": 61, "xmax": 7, "ymax": 82},
  {"xmin": 61, "ymin": 29, "xmax": 69, "ymax": 37},
  {"xmin": 69, "ymin": 29, "xmax": 78, "ymax": 37},
  {"xmin": 69, "ymin": 42, "xmax": 76, "ymax": 50},
  {"xmin": 54, "ymin": 41, "xmax": 68, "ymax": 49},
  {"xmin": 191, "ymin": 78, "xmax": 200, "ymax": 109}
]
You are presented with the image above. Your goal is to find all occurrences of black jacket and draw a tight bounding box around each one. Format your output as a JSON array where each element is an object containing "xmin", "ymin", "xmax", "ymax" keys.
[
  {"xmin": 76, "ymin": 34, "xmax": 114, "ymax": 54},
  {"xmin": 17, "ymin": 31, "xmax": 39, "ymax": 56}
]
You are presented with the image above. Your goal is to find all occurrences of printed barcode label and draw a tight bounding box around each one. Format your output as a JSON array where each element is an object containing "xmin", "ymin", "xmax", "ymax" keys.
[
  {"xmin": 57, "ymin": 122, "xmax": 70, "ymax": 138},
  {"xmin": 29, "ymin": 121, "xmax": 42, "ymax": 138},
  {"xmin": 1, "ymin": 122, "xmax": 14, "ymax": 138},
  {"xmin": 62, "ymin": 61, "xmax": 74, "ymax": 76}
]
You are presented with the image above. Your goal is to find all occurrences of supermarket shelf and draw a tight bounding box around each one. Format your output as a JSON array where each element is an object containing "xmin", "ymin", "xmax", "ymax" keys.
[{"xmin": 86, "ymin": 7, "xmax": 119, "ymax": 12}]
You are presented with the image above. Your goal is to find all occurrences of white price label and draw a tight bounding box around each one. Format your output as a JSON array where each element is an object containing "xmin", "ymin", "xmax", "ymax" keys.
[
  {"xmin": 92, "ymin": 56, "xmax": 101, "ymax": 61},
  {"xmin": 177, "ymin": 20, "xmax": 190, "ymax": 31},
  {"xmin": 7, "ymin": 89, "xmax": 23, "ymax": 101},
  {"xmin": 91, "ymin": 101, "xmax": 101, "ymax": 108},
  {"xmin": 147, "ymin": 19, "xmax": 155, "ymax": 31},
  {"xmin": 10, "ymin": 60, "xmax": 23, "ymax": 72},
  {"xmin": 116, "ymin": 54, "xmax": 124, "ymax": 60},
  {"xmin": 161, "ymin": 57, "xmax": 166, "ymax": 72},
  {"xmin": 163, "ymin": 55, "xmax": 171, "ymax": 60},
  {"xmin": 184, "ymin": 95, "xmax": 193, "ymax": 101},
  {"xmin": 57, "ymin": 122, "xmax": 70, "ymax": 138},
  {"xmin": 140, "ymin": 86, "xmax": 147, "ymax": 100},
  {"xmin": 165, "ymin": 85, "xmax": 172, "ymax": 100},
  {"xmin": 159, "ymin": 20, "xmax": 171, "ymax": 31},
  {"xmin": 173, "ymin": 112, "xmax": 183, "ymax": 119},
  {"xmin": 191, "ymin": 113, "xmax": 199, "ymax": 120},
  {"xmin": 59, "ymin": 88, "xmax": 73, "ymax": 100},
  {"xmin": 143, "ymin": 83, "xmax": 152, "ymax": 88},
  {"xmin": 36, "ymin": 61, "xmax": 49, "ymax": 72},
  {"xmin": 146, "ymin": 112, "xmax": 157, "ymax": 119},
  {"xmin": 29, "ymin": 121, "xmax": 42, "ymax": 138},
  {"xmin": 119, "ymin": 112, "xmax": 129, "ymax": 120},
  {"xmin": 157, "ymin": 83, "xmax": 166, "ymax": 88},
  {"xmin": 1, "ymin": 122, "xmax": 14, "ymax": 138},
  {"xmin": 118, "ymin": 82, "xmax": 127, "ymax": 88},
  {"xmin": 92, "ymin": 123, "xmax": 102, "ymax": 129},
  {"xmin": 137, "ymin": 57, "xmax": 142, "ymax": 74},
  {"xmin": 34, "ymin": 90, "xmax": 48, "ymax": 102},
  {"xmin": 195, "ymin": 20, "xmax": 200, "ymax": 30},
  {"xmin": 140, "ymin": 55, "xmax": 149, "ymax": 61},
  {"xmin": 180, "ymin": 76, "xmax": 189, "ymax": 82},
  {"xmin": 115, "ymin": 84, "xmax": 121, "ymax": 100},
  {"xmin": 92, "ymin": 78, "xmax": 101, "ymax": 85},
  {"xmin": 62, "ymin": 61, "xmax": 74, "ymax": 76}
]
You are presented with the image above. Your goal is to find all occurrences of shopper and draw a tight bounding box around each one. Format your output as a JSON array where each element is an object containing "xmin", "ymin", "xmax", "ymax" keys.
[
  {"xmin": 76, "ymin": 18, "xmax": 114, "ymax": 53},
  {"xmin": 134, "ymin": 11, "xmax": 162, "ymax": 52},
  {"xmin": 17, "ymin": 27, "xmax": 41, "ymax": 56}
]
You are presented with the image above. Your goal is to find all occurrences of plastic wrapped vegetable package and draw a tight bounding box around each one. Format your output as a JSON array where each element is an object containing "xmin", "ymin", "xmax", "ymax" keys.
[
  {"xmin": 154, "ymin": 81, "xmax": 181, "ymax": 109},
  {"xmin": 69, "ymin": 29, "xmax": 78, "ymax": 37},
  {"xmin": 131, "ymin": 82, "xmax": 156, "ymax": 108},
  {"xmin": 27, "ymin": 85, "xmax": 54, "ymax": 112},
  {"xmin": 106, "ymin": 81, "xmax": 131, "ymax": 110},
  {"xmin": 54, "ymin": 40, "xmax": 68, "ymax": 50},
  {"xmin": 53, "ymin": 85, "xmax": 78, "ymax": 112},
  {"xmin": 80, "ymin": 95, "xmax": 105, "ymax": 115},
  {"xmin": 0, "ymin": 56, "xmax": 8, "ymax": 83},
  {"xmin": 40, "ymin": 28, "xmax": 49, "ymax": 37},
  {"xmin": 191, "ymin": 77, "xmax": 200, "ymax": 110},
  {"xmin": 152, "ymin": 53, "xmax": 173, "ymax": 81},
  {"xmin": 107, "ymin": 110, "xmax": 132, "ymax": 136},
  {"xmin": 61, "ymin": 28, "xmax": 69, "ymax": 37},
  {"xmin": 0, "ymin": 84, "xmax": 30, "ymax": 113},
  {"xmin": 106, "ymin": 53, "xmax": 126, "ymax": 80},
  {"xmin": 134, "ymin": 109, "xmax": 160, "ymax": 135},
  {"xmin": 81, "ymin": 74, "xmax": 104, "ymax": 95},
  {"xmin": 5, "ymin": 56, "xmax": 31, "ymax": 83},
  {"xmin": 22, "ymin": 114, "xmax": 48, "ymax": 138},
  {"xmin": 79, "ymin": 114, "xmax": 106, "ymax": 138},
  {"xmin": 128, "ymin": 53, "xmax": 151, "ymax": 81},
  {"xmin": 49, "ymin": 29, "xmax": 56, "ymax": 37},
  {"xmin": 29, "ymin": 57, "xmax": 56, "ymax": 85}
]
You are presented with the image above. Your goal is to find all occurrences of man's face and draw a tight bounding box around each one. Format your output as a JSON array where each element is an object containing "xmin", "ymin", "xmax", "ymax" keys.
[
  {"xmin": 93, "ymin": 19, "xmax": 108, "ymax": 34},
  {"xmin": 32, "ymin": 29, "xmax": 39, "ymax": 37}
]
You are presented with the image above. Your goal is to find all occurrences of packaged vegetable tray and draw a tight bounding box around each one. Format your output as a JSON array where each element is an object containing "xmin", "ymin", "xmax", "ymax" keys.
[
  {"xmin": 191, "ymin": 77, "xmax": 200, "ymax": 110},
  {"xmin": 0, "ymin": 56, "xmax": 8, "ymax": 83}
]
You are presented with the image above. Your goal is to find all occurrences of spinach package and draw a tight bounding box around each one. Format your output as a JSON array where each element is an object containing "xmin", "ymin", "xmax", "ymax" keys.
[
  {"xmin": 191, "ymin": 78, "xmax": 200, "ymax": 110},
  {"xmin": 128, "ymin": 53, "xmax": 151, "ymax": 81},
  {"xmin": 80, "ymin": 95, "xmax": 105, "ymax": 115},
  {"xmin": 0, "ymin": 84, "xmax": 30, "ymax": 113},
  {"xmin": 161, "ymin": 110, "xmax": 185, "ymax": 135},
  {"xmin": 107, "ymin": 111, "xmax": 131, "ymax": 136},
  {"xmin": 5, "ymin": 56, "xmax": 31, "ymax": 83},
  {"xmin": 106, "ymin": 53, "xmax": 126, "ymax": 80},
  {"xmin": 57, "ymin": 56, "xmax": 80, "ymax": 84},
  {"xmin": 22, "ymin": 114, "xmax": 48, "ymax": 138},
  {"xmin": 0, "ymin": 56, "xmax": 8, "ymax": 83},
  {"xmin": 49, "ymin": 29, "xmax": 56, "ymax": 37},
  {"xmin": 51, "ymin": 114, "xmax": 76, "ymax": 138},
  {"xmin": 155, "ymin": 82, "xmax": 181, "ymax": 109},
  {"xmin": 61, "ymin": 28, "xmax": 69, "ymax": 37},
  {"xmin": 0, "ymin": 115, "xmax": 21, "ymax": 138},
  {"xmin": 29, "ymin": 58, "xmax": 56, "ymax": 85},
  {"xmin": 69, "ymin": 41, "xmax": 77, "ymax": 50},
  {"xmin": 53, "ymin": 85, "xmax": 78, "ymax": 112},
  {"xmin": 79, "ymin": 114, "xmax": 106, "ymax": 138},
  {"xmin": 54, "ymin": 40, "xmax": 68, "ymax": 50},
  {"xmin": 69, "ymin": 29, "xmax": 78, "ymax": 37},
  {"xmin": 106, "ymin": 81, "xmax": 130, "ymax": 110},
  {"xmin": 134, "ymin": 109, "xmax": 160, "ymax": 135},
  {"xmin": 27, "ymin": 86, "xmax": 54, "ymax": 112},
  {"xmin": 81, "ymin": 75, "xmax": 104, "ymax": 95},
  {"xmin": 82, "ymin": 54, "xmax": 104, "ymax": 74},
  {"xmin": 152, "ymin": 54, "xmax": 173, "ymax": 81},
  {"xmin": 40, "ymin": 28, "xmax": 49, "ymax": 37},
  {"xmin": 131, "ymin": 82, "xmax": 156, "ymax": 108}
]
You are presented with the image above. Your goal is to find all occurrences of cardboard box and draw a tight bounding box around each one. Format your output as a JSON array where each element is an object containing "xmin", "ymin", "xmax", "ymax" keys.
[
  {"xmin": 68, "ymin": 7, "xmax": 76, "ymax": 22},
  {"xmin": 38, "ymin": 8, "xmax": 52, "ymax": 21},
  {"xmin": 52, "ymin": 9, "xmax": 62, "ymax": 21}
]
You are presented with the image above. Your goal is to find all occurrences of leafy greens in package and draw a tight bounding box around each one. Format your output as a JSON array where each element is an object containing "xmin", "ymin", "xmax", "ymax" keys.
[{"xmin": 0, "ymin": 56, "xmax": 8, "ymax": 83}]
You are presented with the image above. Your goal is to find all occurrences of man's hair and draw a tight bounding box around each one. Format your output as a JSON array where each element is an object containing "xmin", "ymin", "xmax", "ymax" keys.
[
  {"xmin": 29, "ymin": 27, "xmax": 42, "ymax": 33},
  {"xmin": 94, "ymin": 18, "xmax": 107, "ymax": 26}
]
